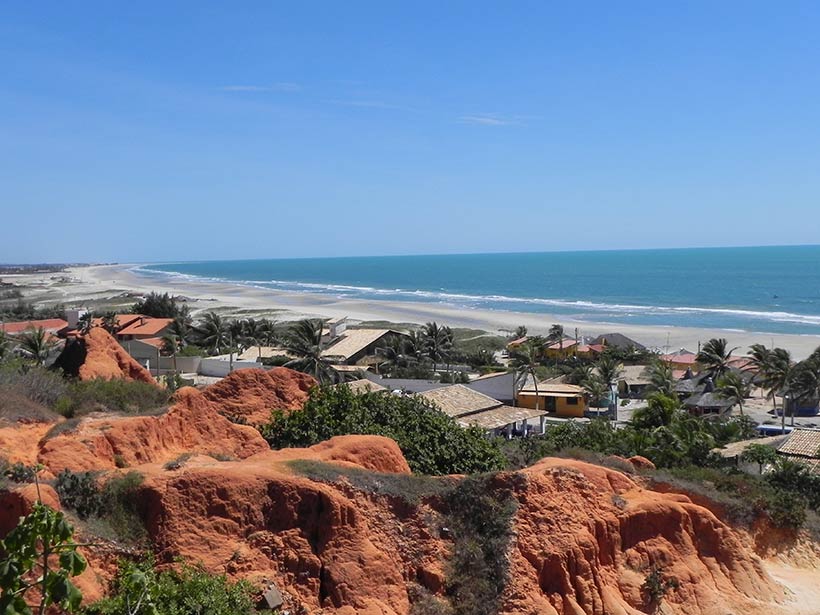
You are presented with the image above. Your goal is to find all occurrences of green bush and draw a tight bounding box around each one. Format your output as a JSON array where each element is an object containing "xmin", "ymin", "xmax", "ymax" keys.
[
  {"xmin": 2, "ymin": 461, "xmax": 37, "ymax": 483},
  {"xmin": 259, "ymin": 354, "xmax": 291, "ymax": 367},
  {"xmin": 55, "ymin": 470, "xmax": 104, "ymax": 519},
  {"xmin": 261, "ymin": 385, "xmax": 505, "ymax": 475},
  {"xmin": 444, "ymin": 474, "xmax": 518, "ymax": 615},
  {"xmin": 0, "ymin": 365, "xmax": 68, "ymax": 407},
  {"xmin": 56, "ymin": 379, "xmax": 171, "ymax": 418},
  {"xmin": 84, "ymin": 557, "xmax": 258, "ymax": 615}
]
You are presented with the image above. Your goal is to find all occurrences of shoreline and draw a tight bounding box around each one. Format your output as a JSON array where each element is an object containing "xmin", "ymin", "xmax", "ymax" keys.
[{"xmin": 8, "ymin": 263, "xmax": 820, "ymax": 359}]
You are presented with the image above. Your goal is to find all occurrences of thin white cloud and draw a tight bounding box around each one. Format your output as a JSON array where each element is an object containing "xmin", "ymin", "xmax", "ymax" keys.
[
  {"xmin": 220, "ymin": 82, "xmax": 301, "ymax": 93},
  {"xmin": 458, "ymin": 113, "xmax": 531, "ymax": 126},
  {"xmin": 328, "ymin": 99, "xmax": 416, "ymax": 112}
]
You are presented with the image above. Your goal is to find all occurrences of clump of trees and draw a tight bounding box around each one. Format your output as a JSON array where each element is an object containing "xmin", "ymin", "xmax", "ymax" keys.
[{"xmin": 260, "ymin": 384, "xmax": 505, "ymax": 475}]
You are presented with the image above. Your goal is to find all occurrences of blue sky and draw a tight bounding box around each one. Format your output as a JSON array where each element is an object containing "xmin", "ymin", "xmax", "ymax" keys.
[{"xmin": 2, "ymin": 2, "xmax": 820, "ymax": 263}]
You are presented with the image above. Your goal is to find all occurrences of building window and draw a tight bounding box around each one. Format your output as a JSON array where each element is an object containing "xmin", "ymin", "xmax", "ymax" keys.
[{"xmin": 567, "ymin": 398, "xmax": 579, "ymax": 406}]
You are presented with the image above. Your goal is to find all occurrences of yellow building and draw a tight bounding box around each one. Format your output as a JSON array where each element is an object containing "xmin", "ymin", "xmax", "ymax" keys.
[
  {"xmin": 515, "ymin": 383, "xmax": 588, "ymax": 417},
  {"xmin": 543, "ymin": 339, "xmax": 579, "ymax": 359}
]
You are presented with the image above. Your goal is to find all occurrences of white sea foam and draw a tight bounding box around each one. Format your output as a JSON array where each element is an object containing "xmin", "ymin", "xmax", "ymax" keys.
[{"xmin": 131, "ymin": 266, "xmax": 820, "ymax": 328}]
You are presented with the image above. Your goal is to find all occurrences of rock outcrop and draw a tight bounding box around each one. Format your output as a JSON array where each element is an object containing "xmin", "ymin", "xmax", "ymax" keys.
[
  {"xmin": 0, "ymin": 370, "xmax": 799, "ymax": 615},
  {"xmin": 201, "ymin": 367, "xmax": 315, "ymax": 424},
  {"xmin": 54, "ymin": 327, "xmax": 155, "ymax": 383}
]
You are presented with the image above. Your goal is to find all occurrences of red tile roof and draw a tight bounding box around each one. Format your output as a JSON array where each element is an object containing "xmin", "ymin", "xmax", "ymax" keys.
[
  {"xmin": 661, "ymin": 353, "xmax": 698, "ymax": 365},
  {"xmin": 91, "ymin": 314, "xmax": 143, "ymax": 331},
  {"xmin": 1, "ymin": 319, "xmax": 68, "ymax": 335},
  {"xmin": 547, "ymin": 339, "xmax": 579, "ymax": 351},
  {"xmin": 117, "ymin": 317, "xmax": 173, "ymax": 337}
]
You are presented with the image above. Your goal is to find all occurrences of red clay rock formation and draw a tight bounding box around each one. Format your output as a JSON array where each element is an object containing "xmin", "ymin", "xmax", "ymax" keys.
[
  {"xmin": 38, "ymin": 387, "xmax": 268, "ymax": 473},
  {"xmin": 54, "ymin": 327, "xmax": 156, "ymax": 383},
  {"xmin": 628, "ymin": 455, "xmax": 656, "ymax": 471},
  {"xmin": 201, "ymin": 367, "xmax": 315, "ymax": 424}
]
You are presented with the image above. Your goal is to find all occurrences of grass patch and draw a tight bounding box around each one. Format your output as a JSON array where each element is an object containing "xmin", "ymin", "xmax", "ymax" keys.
[
  {"xmin": 288, "ymin": 459, "xmax": 456, "ymax": 505},
  {"xmin": 55, "ymin": 379, "xmax": 171, "ymax": 418}
]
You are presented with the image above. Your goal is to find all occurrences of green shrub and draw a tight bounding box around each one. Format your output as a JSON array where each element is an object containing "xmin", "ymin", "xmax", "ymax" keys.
[
  {"xmin": 444, "ymin": 474, "xmax": 518, "ymax": 615},
  {"xmin": 261, "ymin": 385, "xmax": 505, "ymax": 475},
  {"xmin": 57, "ymin": 379, "xmax": 171, "ymax": 418},
  {"xmin": 259, "ymin": 355, "xmax": 291, "ymax": 367},
  {"xmin": 2, "ymin": 461, "xmax": 37, "ymax": 483},
  {"xmin": 0, "ymin": 365, "xmax": 68, "ymax": 407},
  {"xmin": 163, "ymin": 453, "xmax": 193, "ymax": 471},
  {"xmin": 100, "ymin": 472, "xmax": 146, "ymax": 544},
  {"xmin": 55, "ymin": 470, "xmax": 104, "ymax": 519},
  {"xmin": 84, "ymin": 557, "xmax": 258, "ymax": 615}
]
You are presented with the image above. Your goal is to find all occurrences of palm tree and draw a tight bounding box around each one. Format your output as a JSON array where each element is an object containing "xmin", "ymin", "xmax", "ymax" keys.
[
  {"xmin": 168, "ymin": 315, "xmax": 193, "ymax": 349},
  {"xmin": 696, "ymin": 338, "xmax": 738, "ymax": 378},
  {"xmin": 509, "ymin": 337, "xmax": 545, "ymax": 410},
  {"xmin": 77, "ymin": 312, "xmax": 93, "ymax": 334},
  {"xmin": 281, "ymin": 319, "xmax": 338, "ymax": 384},
  {"xmin": 17, "ymin": 326, "xmax": 55, "ymax": 366},
  {"xmin": 100, "ymin": 311, "xmax": 119, "ymax": 334},
  {"xmin": 787, "ymin": 356, "xmax": 820, "ymax": 424},
  {"xmin": 421, "ymin": 322, "xmax": 453, "ymax": 373},
  {"xmin": 194, "ymin": 312, "xmax": 230, "ymax": 355},
  {"xmin": 228, "ymin": 319, "xmax": 245, "ymax": 351},
  {"xmin": 596, "ymin": 355, "xmax": 623, "ymax": 414},
  {"xmin": 241, "ymin": 318, "xmax": 265, "ymax": 359},
  {"xmin": 582, "ymin": 374, "xmax": 608, "ymax": 408},
  {"xmin": 760, "ymin": 347, "xmax": 793, "ymax": 414},
  {"xmin": 547, "ymin": 324, "xmax": 565, "ymax": 354},
  {"xmin": 258, "ymin": 318, "xmax": 280, "ymax": 348},
  {"xmin": 161, "ymin": 332, "xmax": 180, "ymax": 373},
  {"xmin": 646, "ymin": 359, "xmax": 676, "ymax": 397},
  {"xmin": 512, "ymin": 325, "xmax": 527, "ymax": 340},
  {"xmin": 375, "ymin": 335, "xmax": 413, "ymax": 375},
  {"xmin": 716, "ymin": 371, "xmax": 751, "ymax": 415}
]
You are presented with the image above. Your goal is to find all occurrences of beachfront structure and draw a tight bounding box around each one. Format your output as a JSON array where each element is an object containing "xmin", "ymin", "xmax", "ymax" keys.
[
  {"xmin": 681, "ymin": 377, "xmax": 733, "ymax": 416},
  {"xmin": 661, "ymin": 349, "xmax": 700, "ymax": 372},
  {"xmin": 116, "ymin": 316, "xmax": 173, "ymax": 341},
  {"xmin": 320, "ymin": 328, "xmax": 410, "ymax": 366},
  {"xmin": 591, "ymin": 333, "xmax": 646, "ymax": 351},
  {"xmin": 515, "ymin": 382, "xmax": 588, "ymax": 417},
  {"xmin": 544, "ymin": 339, "xmax": 579, "ymax": 359},
  {"xmin": 617, "ymin": 365, "xmax": 652, "ymax": 399},
  {"xmin": 418, "ymin": 384, "xmax": 546, "ymax": 437},
  {"xmin": 777, "ymin": 429, "xmax": 820, "ymax": 474}
]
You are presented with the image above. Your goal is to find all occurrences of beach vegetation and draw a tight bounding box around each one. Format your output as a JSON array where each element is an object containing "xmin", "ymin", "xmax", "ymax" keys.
[
  {"xmin": 16, "ymin": 326, "xmax": 57, "ymax": 366},
  {"xmin": 53, "ymin": 379, "xmax": 171, "ymax": 418},
  {"xmin": 421, "ymin": 321, "xmax": 454, "ymax": 373},
  {"xmin": 716, "ymin": 371, "xmax": 752, "ymax": 415},
  {"xmin": 130, "ymin": 292, "xmax": 187, "ymax": 319},
  {"xmin": 0, "ymin": 500, "xmax": 87, "ymax": 614},
  {"xmin": 261, "ymin": 384, "xmax": 505, "ymax": 475},
  {"xmin": 83, "ymin": 557, "xmax": 258, "ymax": 615},
  {"xmin": 192, "ymin": 311, "xmax": 231, "ymax": 355},
  {"xmin": 697, "ymin": 338, "xmax": 738, "ymax": 378},
  {"xmin": 281, "ymin": 318, "xmax": 339, "ymax": 384},
  {"xmin": 509, "ymin": 337, "xmax": 546, "ymax": 409},
  {"xmin": 0, "ymin": 299, "xmax": 66, "ymax": 322}
]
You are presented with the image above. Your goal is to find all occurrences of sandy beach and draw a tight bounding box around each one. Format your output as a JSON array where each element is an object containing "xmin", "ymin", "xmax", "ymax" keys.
[{"xmin": 9, "ymin": 263, "xmax": 820, "ymax": 360}]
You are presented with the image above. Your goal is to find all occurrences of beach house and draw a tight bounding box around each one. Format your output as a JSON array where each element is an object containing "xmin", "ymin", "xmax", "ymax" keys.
[{"xmin": 515, "ymin": 382, "xmax": 588, "ymax": 417}]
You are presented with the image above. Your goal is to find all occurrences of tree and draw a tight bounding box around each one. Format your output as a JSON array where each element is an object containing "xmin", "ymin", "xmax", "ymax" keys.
[
  {"xmin": 697, "ymin": 338, "xmax": 738, "ymax": 378},
  {"xmin": 645, "ymin": 359, "xmax": 676, "ymax": 397},
  {"xmin": 0, "ymin": 500, "xmax": 87, "ymax": 614},
  {"xmin": 167, "ymin": 315, "xmax": 193, "ymax": 349},
  {"xmin": 547, "ymin": 324, "xmax": 565, "ymax": 354},
  {"xmin": 193, "ymin": 312, "xmax": 229, "ymax": 355},
  {"xmin": 596, "ymin": 355, "xmax": 623, "ymax": 390},
  {"xmin": 281, "ymin": 319, "xmax": 338, "ymax": 384},
  {"xmin": 258, "ymin": 318, "xmax": 279, "ymax": 348},
  {"xmin": 375, "ymin": 335, "xmax": 415, "ymax": 375},
  {"xmin": 161, "ymin": 332, "xmax": 180, "ymax": 373},
  {"xmin": 511, "ymin": 325, "xmax": 527, "ymax": 340},
  {"xmin": 582, "ymin": 374, "xmax": 609, "ymax": 408},
  {"xmin": 260, "ymin": 384, "xmax": 505, "ymax": 475},
  {"xmin": 76, "ymin": 312, "xmax": 93, "ymax": 335},
  {"xmin": 421, "ymin": 322, "xmax": 453, "ymax": 373},
  {"xmin": 131, "ymin": 292, "xmax": 181, "ymax": 318},
  {"xmin": 742, "ymin": 443, "xmax": 779, "ymax": 474},
  {"xmin": 716, "ymin": 371, "xmax": 751, "ymax": 415},
  {"xmin": 100, "ymin": 311, "xmax": 119, "ymax": 335},
  {"xmin": 509, "ymin": 337, "xmax": 545, "ymax": 410},
  {"xmin": 240, "ymin": 318, "xmax": 265, "ymax": 359},
  {"xmin": 17, "ymin": 327, "xmax": 55, "ymax": 366}
]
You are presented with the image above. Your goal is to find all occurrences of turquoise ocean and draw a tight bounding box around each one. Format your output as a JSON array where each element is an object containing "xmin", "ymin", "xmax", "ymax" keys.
[{"xmin": 137, "ymin": 245, "xmax": 820, "ymax": 336}]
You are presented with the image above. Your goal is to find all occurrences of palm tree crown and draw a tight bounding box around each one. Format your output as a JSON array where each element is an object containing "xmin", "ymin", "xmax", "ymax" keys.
[{"xmin": 282, "ymin": 319, "xmax": 338, "ymax": 385}]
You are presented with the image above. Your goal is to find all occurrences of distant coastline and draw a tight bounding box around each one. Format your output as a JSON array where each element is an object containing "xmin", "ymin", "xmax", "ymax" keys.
[{"xmin": 15, "ymin": 262, "xmax": 814, "ymax": 360}]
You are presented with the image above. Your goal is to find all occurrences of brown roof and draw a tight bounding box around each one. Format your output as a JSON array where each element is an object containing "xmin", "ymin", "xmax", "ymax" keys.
[
  {"xmin": 546, "ymin": 339, "xmax": 579, "ymax": 351},
  {"xmin": 778, "ymin": 429, "xmax": 820, "ymax": 459},
  {"xmin": 518, "ymin": 382, "xmax": 585, "ymax": 397},
  {"xmin": 713, "ymin": 435, "xmax": 788, "ymax": 458},
  {"xmin": 457, "ymin": 405, "xmax": 545, "ymax": 430},
  {"xmin": 320, "ymin": 329, "xmax": 395, "ymax": 360},
  {"xmin": 661, "ymin": 353, "xmax": 698, "ymax": 365},
  {"xmin": 418, "ymin": 384, "xmax": 503, "ymax": 418},
  {"xmin": 1, "ymin": 319, "xmax": 68, "ymax": 334},
  {"xmin": 117, "ymin": 317, "xmax": 174, "ymax": 336},
  {"xmin": 619, "ymin": 365, "xmax": 651, "ymax": 386},
  {"xmin": 340, "ymin": 379, "xmax": 387, "ymax": 394}
]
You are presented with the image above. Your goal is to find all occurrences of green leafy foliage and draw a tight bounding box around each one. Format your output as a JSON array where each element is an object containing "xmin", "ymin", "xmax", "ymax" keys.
[
  {"xmin": 55, "ymin": 471, "xmax": 104, "ymax": 519},
  {"xmin": 131, "ymin": 292, "xmax": 184, "ymax": 319},
  {"xmin": 2, "ymin": 462, "xmax": 38, "ymax": 484},
  {"xmin": 84, "ymin": 557, "xmax": 259, "ymax": 615},
  {"xmin": 261, "ymin": 385, "xmax": 505, "ymax": 475},
  {"xmin": 0, "ymin": 501, "xmax": 87, "ymax": 614},
  {"xmin": 641, "ymin": 566, "xmax": 679, "ymax": 612}
]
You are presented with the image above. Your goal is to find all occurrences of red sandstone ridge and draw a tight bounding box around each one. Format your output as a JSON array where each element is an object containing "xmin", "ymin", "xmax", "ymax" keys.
[
  {"xmin": 37, "ymin": 387, "xmax": 269, "ymax": 473},
  {"xmin": 54, "ymin": 327, "xmax": 156, "ymax": 383},
  {"xmin": 201, "ymin": 367, "xmax": 315, "ymax": 424}
]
